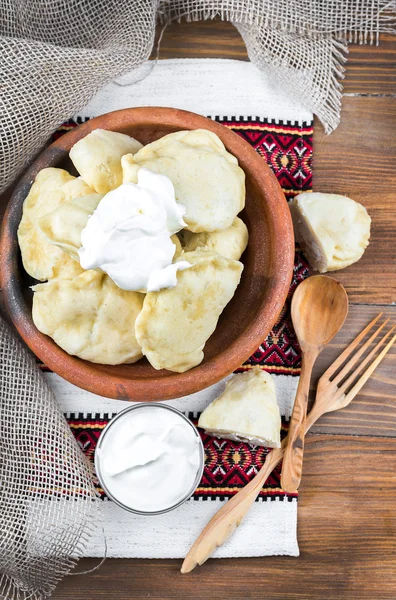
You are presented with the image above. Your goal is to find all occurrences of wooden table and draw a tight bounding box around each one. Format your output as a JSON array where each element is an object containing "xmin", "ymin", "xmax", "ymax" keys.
[{"xmin": 17, "ymin": 20, "xmax": 396, "ymax": 599}]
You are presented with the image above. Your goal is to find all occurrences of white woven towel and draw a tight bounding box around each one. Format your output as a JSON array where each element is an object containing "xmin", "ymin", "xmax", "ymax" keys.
[
  {"xmin": 53, "ymin": 375, "xmax": 299, "ymax": 559},
  {"xmin": 51, "ymin": 58, "xmax": 312, "ymax": 559},
  {"xmin": 73, "ymin": 58, "xmax": 312, "ymax": 124}
]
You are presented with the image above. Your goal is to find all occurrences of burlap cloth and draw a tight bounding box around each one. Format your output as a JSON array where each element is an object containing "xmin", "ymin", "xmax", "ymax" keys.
[
  {"xmin": 0, "ymin": 316, "xmax": 100, "ymax": 600},
  {"xmin": 1, "ymin": 0, "xmax": 395, "ymax": 197}
]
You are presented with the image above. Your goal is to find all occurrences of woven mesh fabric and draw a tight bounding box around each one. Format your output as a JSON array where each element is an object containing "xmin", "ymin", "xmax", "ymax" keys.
[
  {"xmin": 236, "ymin": 25, "xmax": 347, "ymax": 131},
  {"xmin": 0, "ymin": 0, "xmax": 395, "ymax": 195},
  {"xmin": 0, "ymin": 0, "xmax": 159, "ymax": 198},
  {"xmin": 0, "ymin": 316, "xmax": 100, "ymax": 600},
  {"xmin": 167, "ymin": 0, "xmax": 396, "ymax": 40}
]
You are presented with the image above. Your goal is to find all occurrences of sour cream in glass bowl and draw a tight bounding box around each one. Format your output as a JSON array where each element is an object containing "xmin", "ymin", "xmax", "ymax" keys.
[{"xmin": 94, "ymin": 403, "xmax": 205, "ymax": 515}]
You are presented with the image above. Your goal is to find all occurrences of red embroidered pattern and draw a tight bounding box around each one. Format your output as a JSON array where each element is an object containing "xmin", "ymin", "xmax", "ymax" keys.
[
  {"xmin": 218, "ymin": 117, "xmax": 313, "ymax": 200},
  {"xmin": 196, "ymin": 421, "xmax": 291, "ymax": 500},
  {"xmin": 67, "ymin": 414, "xmax": 297, "ymax": 501}
]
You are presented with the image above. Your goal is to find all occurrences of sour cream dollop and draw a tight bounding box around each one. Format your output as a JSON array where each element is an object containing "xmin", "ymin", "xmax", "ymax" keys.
[
  {"xmin": 95, "ymin": 405, "xmax": 204, "ymax": 513},
  {"xmin": 78, "ymin": 168, "xmax": 191, "ymax": 292}
]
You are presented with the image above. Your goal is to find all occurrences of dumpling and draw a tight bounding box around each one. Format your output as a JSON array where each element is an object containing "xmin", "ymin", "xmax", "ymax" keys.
[
  {"xmin": 70, "ymin": 129, "xmax": 143, "ymax": 194},
  {"xmin": 290, "ymin": 192, "xmax": 371, "ymax": 272},
  {"xmin": 172, "ymin": 234, "xmax": 183, "ymax": 258},
  {"xmin": 32, "ymin": 270, "xmax": 144, "ymax": 365},
  {"xmin": 122, "ymin": 129, "xmax": 245, "ymax": 233},
  {"xmin": 17, "ymin": 168, "xmax": 93, "ymax": 281},
  {"xmin": 37, "ymin": 193, "xmax": 104, "ymax": 261},
  {"xmin": 135, "ymin": 251, "xmax": 243, "ymax": 373},
  {"xmin": 198, "ymin": 367, "xmax": 281, "ymax": 448},
  {"xmin": 180, "ymin": 217, "xmax": 248, "ymax": 260}
]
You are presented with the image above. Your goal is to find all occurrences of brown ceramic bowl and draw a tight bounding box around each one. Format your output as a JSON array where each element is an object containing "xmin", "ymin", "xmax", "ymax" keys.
[{"xmin": 0, "ymin": 107, "xmax": 294, "ymax": 401}]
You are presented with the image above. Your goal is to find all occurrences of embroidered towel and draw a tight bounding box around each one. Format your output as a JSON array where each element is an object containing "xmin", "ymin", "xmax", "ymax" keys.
[{"xmin": 48, "ymin": 59, "xmax": 313, "ymax": 559}]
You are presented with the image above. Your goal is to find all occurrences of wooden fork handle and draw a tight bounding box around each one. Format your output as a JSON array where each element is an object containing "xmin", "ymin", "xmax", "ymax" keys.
[
  {"xmin": 181, "ymin": 447, "xmax": 283, "ymax": 573},
  {"xmin": 281, "ymin": 351, "xmax": 316, "ymax": 493}
]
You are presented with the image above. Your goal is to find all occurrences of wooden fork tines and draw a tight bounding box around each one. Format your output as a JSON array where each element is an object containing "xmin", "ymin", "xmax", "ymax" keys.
[{"xmin": 306, "ymin": 314, "xmax": 396, "ymax": 428}]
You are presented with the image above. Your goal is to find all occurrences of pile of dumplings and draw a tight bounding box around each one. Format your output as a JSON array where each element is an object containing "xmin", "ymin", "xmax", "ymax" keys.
[{"xmin": 18, "ymin": 128, "xmax": 248, "ymax": 373}]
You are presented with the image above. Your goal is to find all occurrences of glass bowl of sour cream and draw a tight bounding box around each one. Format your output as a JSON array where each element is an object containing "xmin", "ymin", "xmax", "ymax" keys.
[{"xmin": 94, "ymin": 403, "xmax": 205, "ymax": 515}]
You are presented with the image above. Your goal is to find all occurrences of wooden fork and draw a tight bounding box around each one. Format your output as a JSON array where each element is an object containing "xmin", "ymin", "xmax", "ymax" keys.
[
  {"xmin": 181, "ymin": 314, "xmax": 396, "ymax": 573},
  {"xmin": 307, "ymin": 313, "xmax": 395, "ymax": 426}
]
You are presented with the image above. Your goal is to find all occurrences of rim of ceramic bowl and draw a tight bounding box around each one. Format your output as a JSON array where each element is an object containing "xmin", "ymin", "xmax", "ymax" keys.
[
  {"xmin": 0, "ymin": 107, "xmax": 294, "ymax": 401},
  {"xmin": 94, "ymin": 403, "xmax": 205, "ymax": 515}
]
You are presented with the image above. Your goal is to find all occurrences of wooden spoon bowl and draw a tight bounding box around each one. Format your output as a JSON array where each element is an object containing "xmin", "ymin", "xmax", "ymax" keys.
[
  {"xmin": 291, "ymin": 275, "xmax": 349, "ymax": 355},
  {"xmin": 0, "ymin": 107, "xmax": 294, "ymax": 401},
  {"xmin": 281, "ymin": 275, "xmax": 349, "ymax": 492}
]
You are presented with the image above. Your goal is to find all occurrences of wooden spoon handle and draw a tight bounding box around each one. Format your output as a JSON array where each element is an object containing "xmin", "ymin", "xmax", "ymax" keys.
[
  {"xmin": 181, "ymin": 378, "xmax": 336, "ymax": 574},
  {"xmin": 280, "ymin": 351, "xmax": 316, "ymax": 493},
  {"xmin": 181, "ymin": 446, "xmax": 283, "ymax": 573}
]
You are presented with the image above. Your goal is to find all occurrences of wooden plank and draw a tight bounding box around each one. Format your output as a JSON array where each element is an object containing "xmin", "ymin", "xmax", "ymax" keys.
[
  {"xmin": 314, "ymin": 97, "xmax": 396, "ymax": 194},
  {"xmin": 154, "ymin": 20, "xmax": 249, "ymax": 61},
  {"xmin": 344, "ymin": 33, "xmax": 396, "ymax": 94},
  {"xmin": 53, "ymin": 434, "xmax": 396, "ymax": 600},
  {"xmin": 155, "ymin": 22, "xmax": 396, "ymax": 94},
  {"xmin": 310, "ymin": 305, "xmax": 396, "ymax": 438},
  {"xmin": 313, "ymin": 96, "xmax": 396, "ymax": 304}
]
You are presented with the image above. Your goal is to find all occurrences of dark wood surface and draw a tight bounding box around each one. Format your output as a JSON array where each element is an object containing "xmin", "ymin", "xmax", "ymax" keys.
[
  {"xmin": 53, "ymin": 432, "xmax": 396, "ymax": 600},
  {"xmin": 2, "ymin": 18, "xmax": 395, "ymax": 600},
  {"xmin": 314, "ymin": 96, "xmax": 396, "ymax": 304}
]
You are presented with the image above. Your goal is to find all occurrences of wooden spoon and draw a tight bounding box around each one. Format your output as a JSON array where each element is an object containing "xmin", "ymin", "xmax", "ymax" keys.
[{"xmin": 280, "ymin": 275, "xmax": 348, "ymax": 493}]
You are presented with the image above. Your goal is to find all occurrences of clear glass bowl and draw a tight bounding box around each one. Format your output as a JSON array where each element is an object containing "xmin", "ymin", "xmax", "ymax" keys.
[{"xmin": 94, "ymin": 403, "xmax": 205, "ymax": 515}]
